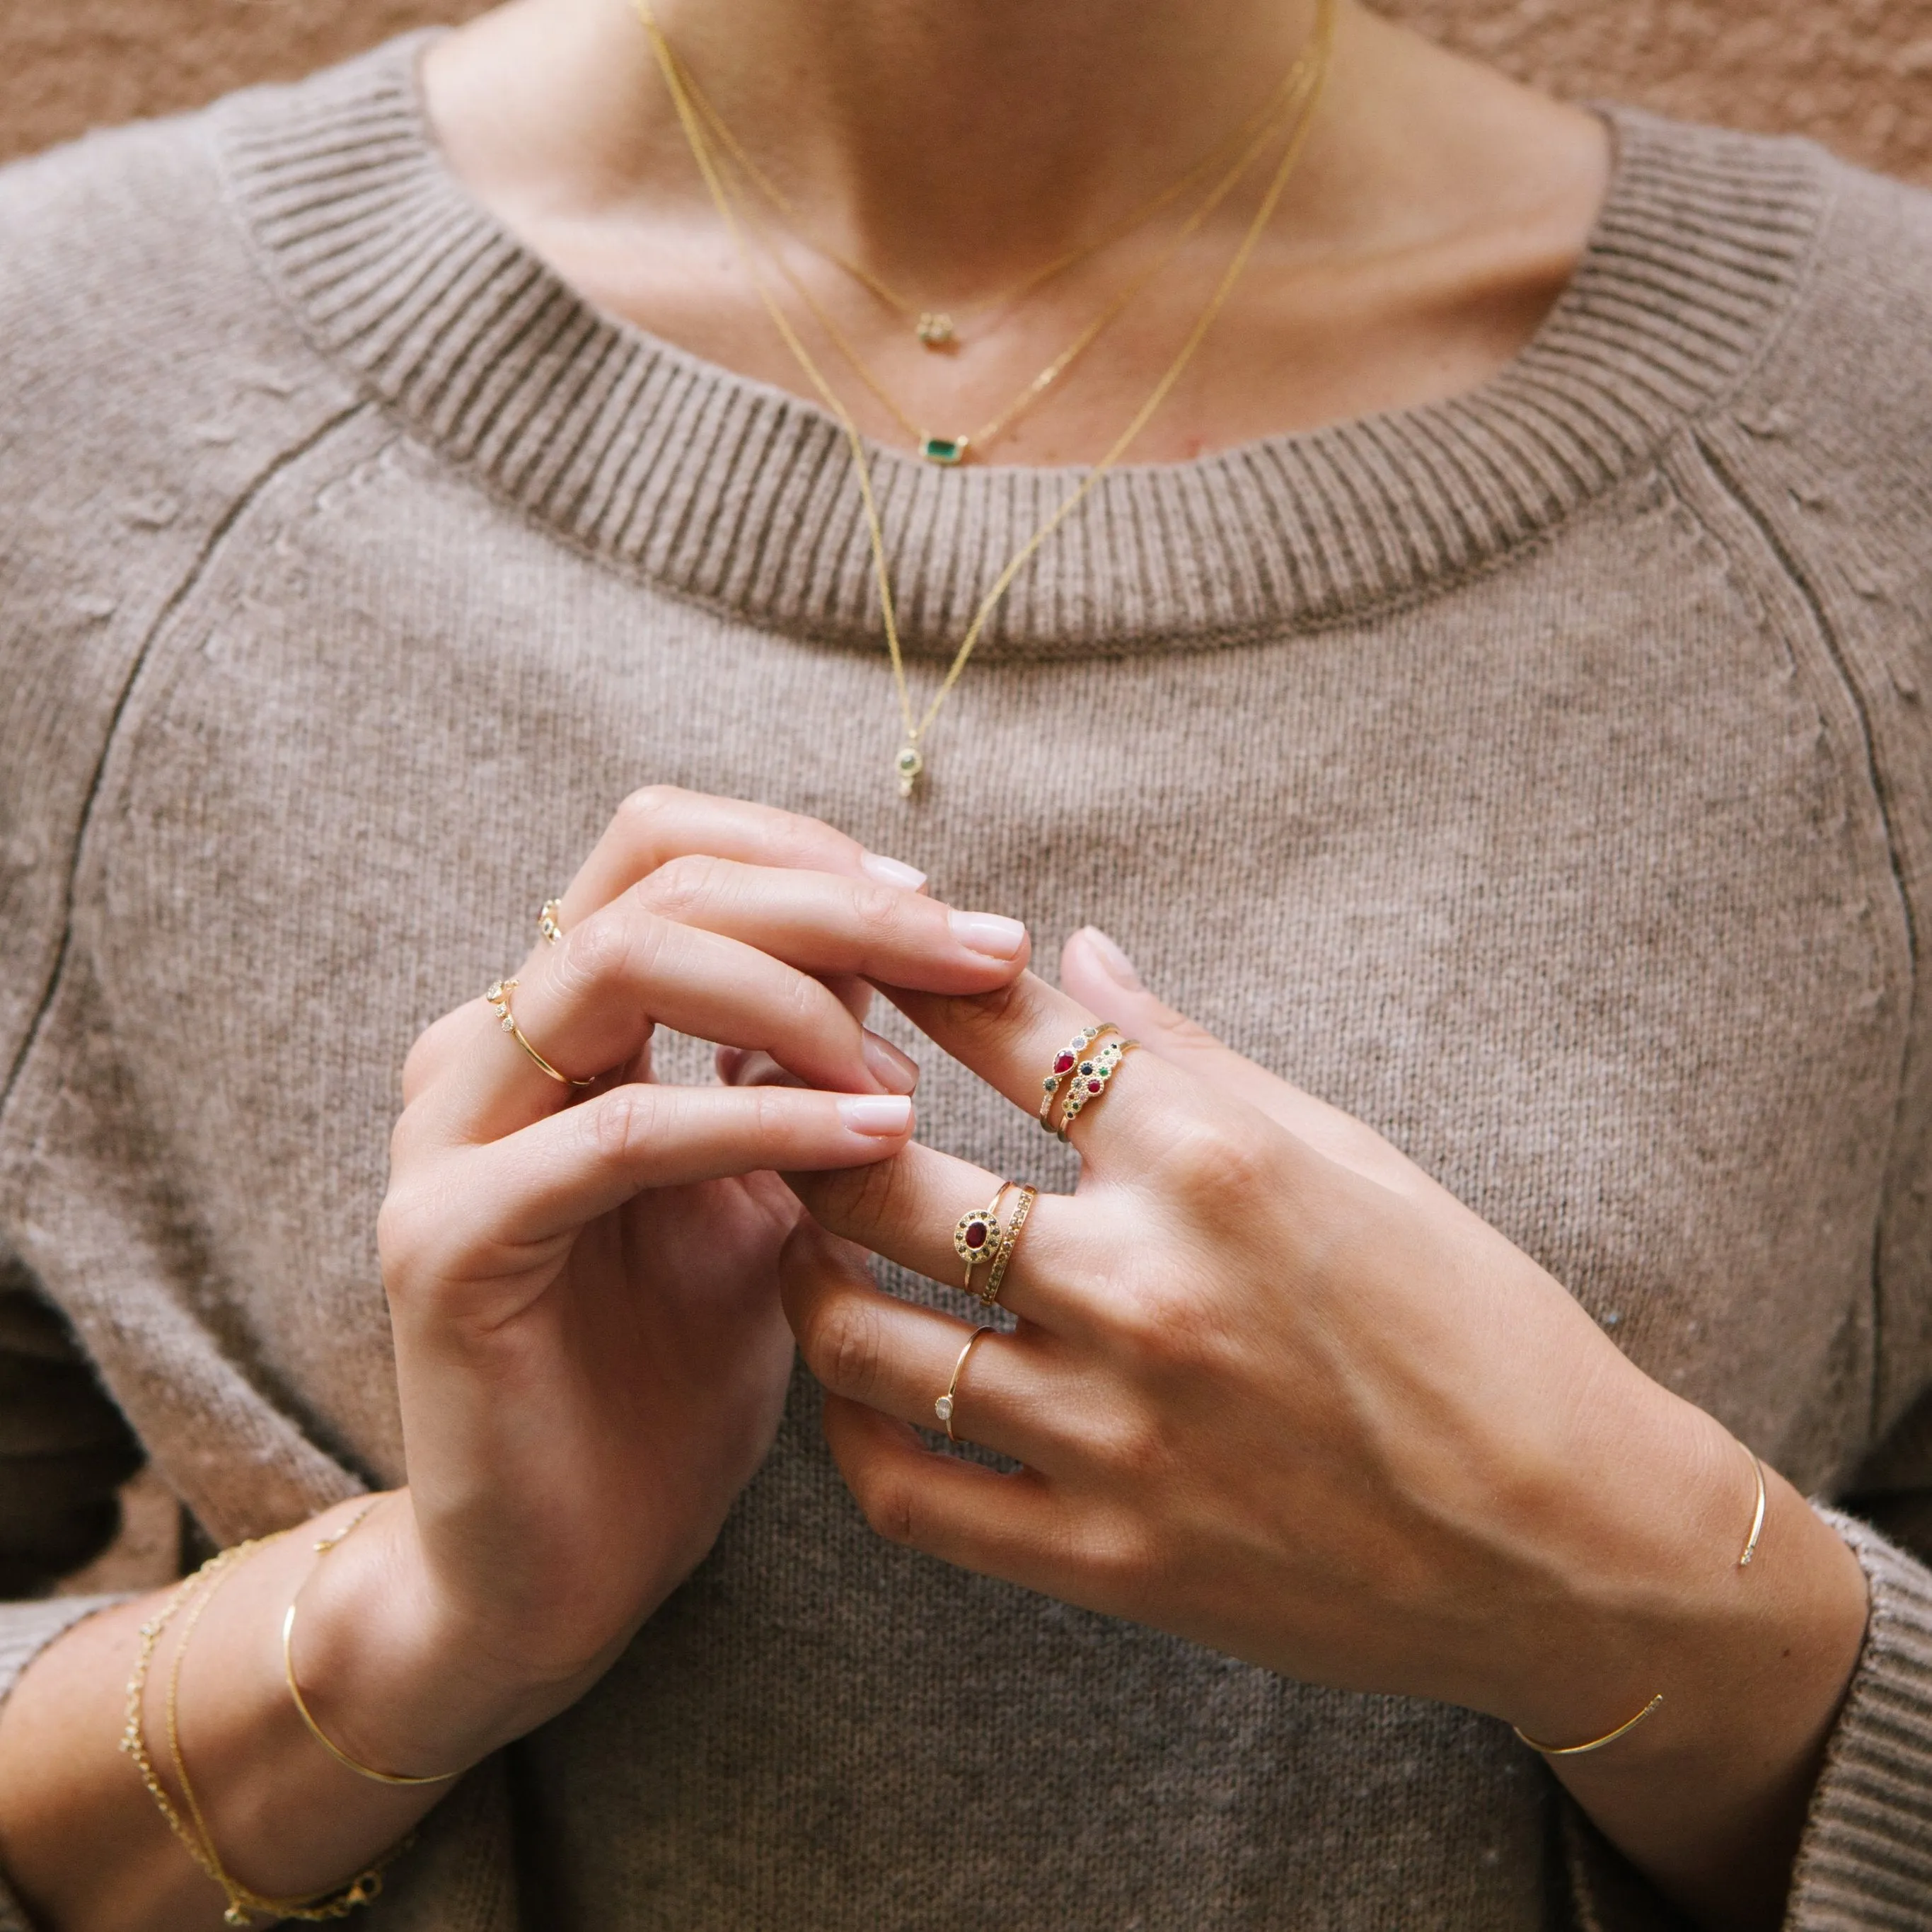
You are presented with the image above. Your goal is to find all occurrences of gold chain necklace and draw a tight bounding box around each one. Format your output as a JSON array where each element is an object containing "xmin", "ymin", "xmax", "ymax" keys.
[
  {"xmin": 702, "ymin": 54, "xmax": 1319, "ymax": 466},
  {"xmin": 661, "ymin": 33, "xmax": 1321, "ymax": 358},
  {"xmin": 632, "ymin": 0, "xmax": 1335, "ymax": 797}
]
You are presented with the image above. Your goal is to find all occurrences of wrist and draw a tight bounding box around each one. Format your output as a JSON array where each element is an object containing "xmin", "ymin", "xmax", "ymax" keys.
[
  {"xmin": 1482, "ymin": 1379, "xmax": 1868, "ymax": 1926},
  {"xmin": 284, "ymin": 1493, "xmax": 609, "ymax": 1776}
]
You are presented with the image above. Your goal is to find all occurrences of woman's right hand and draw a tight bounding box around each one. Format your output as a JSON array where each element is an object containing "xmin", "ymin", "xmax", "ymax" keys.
[{"xmin": 296, "ymin": 788, "xmax": 1031, "ymax": 1776}]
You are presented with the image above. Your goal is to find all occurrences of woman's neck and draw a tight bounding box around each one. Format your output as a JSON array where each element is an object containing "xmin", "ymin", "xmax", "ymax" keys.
[
  {"xmin": 438, "ymin": 0, "xmax": 1321, "ymax": 296},
  {"xmin": 424, "ymin": 0, "xmax": 1610, "ymax": 463}
]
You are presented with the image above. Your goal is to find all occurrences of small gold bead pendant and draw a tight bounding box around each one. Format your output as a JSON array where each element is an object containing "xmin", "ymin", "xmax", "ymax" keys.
[
  {"xmin": 915, "ymin": 311, "xmax": 956, "ymax": 349},
  {"xmin": 894, "ymin": 744, "xmax": 924, "ymax": 797}
]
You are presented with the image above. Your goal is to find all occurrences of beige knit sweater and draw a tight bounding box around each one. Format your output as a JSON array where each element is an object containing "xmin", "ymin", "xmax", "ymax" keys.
[{"xmin": 4, "ymin": 35, "xmax": 1932, "ymax": 1930}]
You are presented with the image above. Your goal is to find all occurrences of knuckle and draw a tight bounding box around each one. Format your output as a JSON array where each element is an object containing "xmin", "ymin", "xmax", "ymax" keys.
[
  {"xmin": 744, "ymin": 1081, "xmax": 797, "ymax": 1147},
  {"xmin": 846, "ymin": 881, "xmax": 910, "ymax": 947},
  {"xmin": 588, "ymin": 1085, "xmax": 653, "ymax": 1166},
  {"xmin": 635, "ymin": 850, "xmax": 725, "ymax": 922},
  {"xmin": 1151, "ymin": 1115, "xmax": 1271, "ymax": 1204},
  {"xmin": 557, "ymin": 902, "xmax": 665, "ymax": 1001},
  {"xmin": 1077, "ymin": 1515, "xmax": 1162, "ymax": 1600},
  {"xmin": 802, "ymin": 1297, "xmax": 883, "ymax": 1399},
  {"xmin": 613, "ymin": 783, "xmax": 686, "ymax": 851},
  {"xmin": 376, "ymin": 1177, "xmax": 449, "ymax": 1292},
  {"xmin": 1090, "ymin": 1408, "xmax": 1170, "ymax": 1486},
  {"xmin": 854, "ymin": 1465, "xmax": 922, "ymax": 1547}
]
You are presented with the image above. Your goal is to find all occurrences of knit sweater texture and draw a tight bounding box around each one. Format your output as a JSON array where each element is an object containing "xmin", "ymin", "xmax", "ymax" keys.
[{"xmin": 4, "ymin": 34, "xmax": 1932, "ymax": 1930}]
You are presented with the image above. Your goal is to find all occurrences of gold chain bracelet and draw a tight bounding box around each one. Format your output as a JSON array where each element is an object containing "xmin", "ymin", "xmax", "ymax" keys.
[{"xmin": 122, "ymin": 1529, "xmax": 414, "ymax": 1924}]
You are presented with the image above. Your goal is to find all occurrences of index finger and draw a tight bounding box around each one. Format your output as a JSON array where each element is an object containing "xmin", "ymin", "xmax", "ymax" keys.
[{"xmin": 556, "ymin": 786, "xmax": 928, "ymax": 928}]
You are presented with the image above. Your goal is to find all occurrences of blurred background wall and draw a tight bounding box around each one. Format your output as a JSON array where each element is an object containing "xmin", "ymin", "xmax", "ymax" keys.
[{"xmin": 2, "ymin": 0, "xmax": 1930, "ymax": 182}]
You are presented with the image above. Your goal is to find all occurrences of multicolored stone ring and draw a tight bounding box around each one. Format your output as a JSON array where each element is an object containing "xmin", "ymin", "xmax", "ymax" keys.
[
  {"xmin": 1052, "ymin": 1036, "xmax": 1140, "ymax": 1141},
  {"xmin": 954, "ymin": 1182, "xmax": 1016, "ymax": 1292},
  {"xmin": 1039, "ymin": 1023, "xmax": 1121, "ymax": 1131}
]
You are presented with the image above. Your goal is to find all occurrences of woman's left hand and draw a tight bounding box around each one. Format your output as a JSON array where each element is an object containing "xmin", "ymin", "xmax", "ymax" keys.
[{"xmin": 780, "ymin": 927, "xmax": 1870, "ymax": 1932}]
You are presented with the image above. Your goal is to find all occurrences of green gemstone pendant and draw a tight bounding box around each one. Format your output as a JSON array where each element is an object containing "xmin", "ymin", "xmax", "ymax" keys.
[
  {"xmin": 919, "ymin": 434, "xmax": 968, "ymax": 466},
  {"xmin": 894, "ymin": 744, "xmax": 925, "ymax": 797}
]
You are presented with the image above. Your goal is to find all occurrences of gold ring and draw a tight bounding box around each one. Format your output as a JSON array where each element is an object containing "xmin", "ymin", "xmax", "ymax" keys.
[
  {"xmin": 485, "ymin": 978, "xmax": 595, "ymax": 1088},
  {"xmin": 981, "ymin": 1185, "xmax": 1036, "ymax": 1307},
  {"xmin": 952, "ymin": 1183, "xmax": 1014, "ymax": 1291},
  {"xmin": 1052, "ymin": 1036, "xmax": 1140, "ymax": 1140},
  {"xmin": 1039, "ymin": 1024, "xmax": 1120, "ymax": 1131},
  {"xmin": 538, "ymin": 899, "xmax": 567, "ymax": 945},
  {"xmin": 935, "ymin": 1326, "xmax": 995, "ymax": 1443}
]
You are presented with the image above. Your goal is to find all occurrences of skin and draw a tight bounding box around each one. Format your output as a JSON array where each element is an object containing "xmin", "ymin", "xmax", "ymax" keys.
[{"xmin": 0, "ymin": 1, "xmax": 1871, "ymax": 1926}]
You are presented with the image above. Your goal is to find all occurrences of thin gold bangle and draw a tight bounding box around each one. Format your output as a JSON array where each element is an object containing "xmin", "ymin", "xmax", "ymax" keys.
[
  {"xmin": 1737, "ymin": 1448, "xmax": 1766, "ymax": 1567},
  {"xmin": 1514, "ymin": 1439, "xmax": 1769, "ymax": 1759},
  {"xmin": 1514, "ymin": 1691, "xmax": 1665, "ymax": 1758},
  {"xmin": 283, "ymin": 1501, "xmax": 463, "ymax": 1788}
]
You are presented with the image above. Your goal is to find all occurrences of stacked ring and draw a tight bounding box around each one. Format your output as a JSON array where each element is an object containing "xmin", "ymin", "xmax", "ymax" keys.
[
  {"xmin": 485, "ymin": 978, "xmax": 596, "ymax": 1088},
  {"xmin": 1053, "ymin": 1036, "xmax": 1138, "ymax": 1139},
  {"xmin": 1039, "ymin": 1024, "xmax": 1120, "ymax": 1131},
  {"xmin": 981, "ymin": 1186, "xmax": 1036, "ymax": 1307},
  {"xmin": 953, "ymin": 1184, "xmax": 1015, "ymax": 1291}
]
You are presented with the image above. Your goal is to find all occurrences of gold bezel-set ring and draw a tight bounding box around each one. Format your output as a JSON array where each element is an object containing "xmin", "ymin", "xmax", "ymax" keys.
[
  {"xmin": 538, "ymin": 898, "xmax": 567, "ymax": 945},
  {"xmin": 485, "ymin": 978, "xmax": 596, "ymax": 1088},
  {"xmin": 953, "ymin": 1183, "xmax": 1014, "ymax": 1290},
  {"xmin": 951, "ymin": 1183, "xmax": 1038, "ymax": 1307},
  {"xmin": 1039, "ymin": 1024, "xmax": 1120, "ymax": 1131},
  {"xmin": 935, "ymin": 1326, "xmax": 996, "ymax": 1442}
]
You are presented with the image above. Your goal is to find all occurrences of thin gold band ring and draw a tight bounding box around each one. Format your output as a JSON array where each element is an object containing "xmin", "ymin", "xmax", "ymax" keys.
[
  {"xmin": 485, "ymin": 978, "xmax": 595, "ymax": 1089},
  {"xmin": 935, "ymin": 1326, "xmax": 995, "ymax": 1443}
]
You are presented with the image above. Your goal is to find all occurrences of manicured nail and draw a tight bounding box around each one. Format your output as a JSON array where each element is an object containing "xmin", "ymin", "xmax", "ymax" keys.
[
  {"xmin": 1081, "ymin": 926, "xmax": 1144, "ymax": 990},
  {"xmin": 862, "ymin": 1031, "xmax": 920, "ymax": 1094},
  {"xmin": 838, "ymin": 1094, "xmax": 913, "ymax": 1135},
  {"xmin": 861, "ymin": 852, "xmax": 927, "ymax": 891},
  {"xmin": 949, "ymin": 910, "xmax": 1027, "ymax": 959}
]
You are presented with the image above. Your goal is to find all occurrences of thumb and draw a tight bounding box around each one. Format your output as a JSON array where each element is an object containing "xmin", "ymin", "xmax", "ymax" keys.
[
  {"xmin": 1059, "ymin": 927, "xmax": 1251, "ymax": 1082},
  {"xmin": 1060, "ymin": 927, "xmax": 1438, "ymax": 1200}
]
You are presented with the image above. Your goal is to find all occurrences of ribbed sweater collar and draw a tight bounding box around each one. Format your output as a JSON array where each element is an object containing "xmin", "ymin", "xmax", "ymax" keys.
[{"xmin": 213, "ymin": 34, "xmax": 1826, "ymax": 661}]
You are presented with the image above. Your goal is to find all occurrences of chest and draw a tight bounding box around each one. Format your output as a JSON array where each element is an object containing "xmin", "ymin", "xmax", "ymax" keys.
[{"xmin": 79, "ymin": 432, "xmax": 1910, "ymax": 1488}]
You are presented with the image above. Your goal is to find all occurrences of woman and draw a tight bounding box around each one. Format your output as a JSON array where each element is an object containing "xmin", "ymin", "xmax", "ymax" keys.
[{"xmin": 0, "ymin": 0, "xmax": 1926, "ymax": 1924}]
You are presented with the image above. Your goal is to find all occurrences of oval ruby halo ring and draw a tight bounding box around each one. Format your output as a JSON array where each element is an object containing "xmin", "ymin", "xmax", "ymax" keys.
[{"xmin": 953, "ymin": 1184, "xmax": 1014, "ymax": 1290}]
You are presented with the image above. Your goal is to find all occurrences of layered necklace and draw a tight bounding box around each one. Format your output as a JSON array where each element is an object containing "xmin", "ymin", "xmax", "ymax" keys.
[
  {"xmin": 631, "ymin": 0, "xmax": 1335, "ymax": 795},
  {"xmin": 659, "ymin": 37, "xmax": 1329, "ymax": 465}
]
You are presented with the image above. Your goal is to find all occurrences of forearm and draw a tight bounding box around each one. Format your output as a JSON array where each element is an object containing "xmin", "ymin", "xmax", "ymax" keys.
[{"xmin": 0, "ymin": 1494, "xmax": 567, "ymax": 1932}]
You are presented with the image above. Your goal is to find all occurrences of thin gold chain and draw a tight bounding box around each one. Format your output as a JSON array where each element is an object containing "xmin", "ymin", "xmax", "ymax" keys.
[
  {"xmin": 703, "ymin": 50, "xmax": 1321, "ymax": 463},
  {"xmin": 632, "ymin": 0, "xmax": 1335, "ymax": 793},
  {"xmin": 664, "ymin": 33, "xmax": 1319, "ymax": 352}
]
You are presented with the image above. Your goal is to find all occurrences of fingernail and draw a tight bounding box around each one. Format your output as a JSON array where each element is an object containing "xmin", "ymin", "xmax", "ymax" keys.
[
  {"xmin": 862, "ymin": 1031, "xmax": 920, "ymax": 1094},
  {"xmin": 1082, "ymin": 926, "xmax": 1144, "ymax": 990},
  {"xmin": 861, "ymin": 852, "xmax": 927, "ymax": 891},
  {"xmin": 949, "ymin": 910, "xmax": 1027, "ymax": 959},
  {"xmin": 838, "ymin": 1094, "xmax": 913, "ymax": 1135}
]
